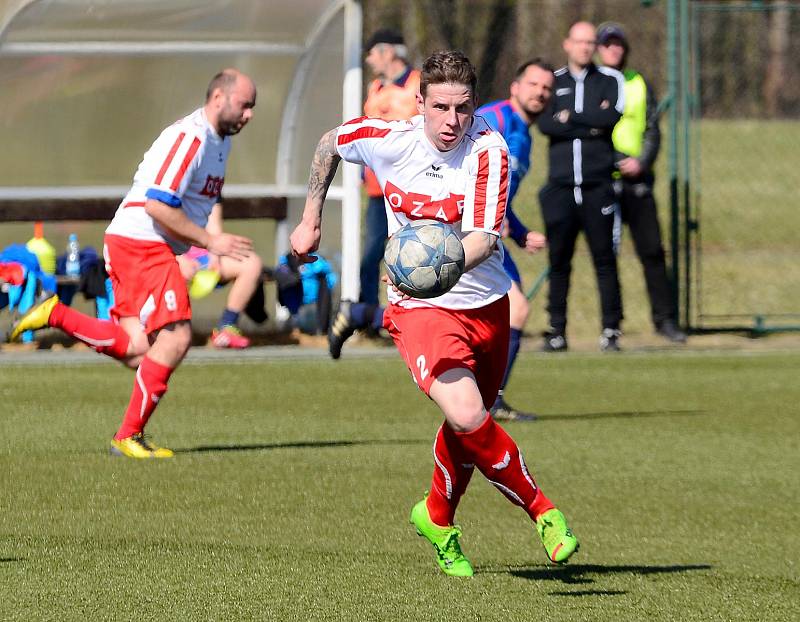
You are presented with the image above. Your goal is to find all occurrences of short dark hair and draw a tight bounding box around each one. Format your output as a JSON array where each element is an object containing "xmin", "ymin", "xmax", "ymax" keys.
[
  {"xmin": 420, "ymin": 50, "xmax": 477, "ymax": 98},
  {"xmin": 514, "ymin": 57, "xmax": 555, "ymax": 80},
  {"xmin": 206, "ymin": 70, "xmax": 238, "ymax": 102}
]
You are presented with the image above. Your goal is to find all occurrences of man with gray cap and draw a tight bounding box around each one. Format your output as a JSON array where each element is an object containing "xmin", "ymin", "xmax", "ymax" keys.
[
  {"xmin": 597, "ymin": 22, "xmax": 686, "ymax": 343},
  {"xmin": 360, "ymin": 29, "xmax": 420, "ymax": 305}
]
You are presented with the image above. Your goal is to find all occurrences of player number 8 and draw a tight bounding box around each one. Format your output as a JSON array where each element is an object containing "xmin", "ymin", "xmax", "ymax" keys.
[{"xmin": 164, "ymin": 289, "xmax": 178, "ymax": 311}]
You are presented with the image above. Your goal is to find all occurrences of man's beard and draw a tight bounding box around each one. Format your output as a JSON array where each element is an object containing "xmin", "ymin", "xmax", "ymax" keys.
[
  {"xmin": 218, "ymin": 115, "xmax": 241, "ymax": 136},
  {"xmin": 522, "ymin": 102, "xmax": 545, "ymax": 118}
]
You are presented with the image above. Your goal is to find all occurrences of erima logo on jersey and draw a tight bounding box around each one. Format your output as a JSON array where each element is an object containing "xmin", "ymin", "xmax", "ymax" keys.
[
  {"xmin": 601, "ymin": 204, "xmax": 616, "ymax": 215},
  {"xmin": 556, "ymin": 87, "xmax": 572, "ymax": 96},
  {"xmin": 426, "ymin": 164, "xmax": 443, "ymax": 179}
]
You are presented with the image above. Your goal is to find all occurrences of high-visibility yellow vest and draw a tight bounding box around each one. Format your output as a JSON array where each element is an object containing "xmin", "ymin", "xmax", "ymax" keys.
[{"xmin": 612, "ymin": 69, "xmax": 647, "ymax": 158}]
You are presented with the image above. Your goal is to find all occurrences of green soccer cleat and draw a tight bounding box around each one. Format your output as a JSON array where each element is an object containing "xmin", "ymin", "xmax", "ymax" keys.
[
  {"xmin": 409, "ymin": 498, "xmax": 474, "ymax": 577},
  {"xmin": 8, "ymin": 294, "xmax": 60, "ymax": 342},
  {"xmin": 536, "ymin": 508, "xmax": 579, "ymax": 564}
]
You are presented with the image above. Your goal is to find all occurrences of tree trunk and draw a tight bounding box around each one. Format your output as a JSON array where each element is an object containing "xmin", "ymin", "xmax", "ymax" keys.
[{"xmin": 764, "ymin": 0, "xmax": 790, "ymax": 117}]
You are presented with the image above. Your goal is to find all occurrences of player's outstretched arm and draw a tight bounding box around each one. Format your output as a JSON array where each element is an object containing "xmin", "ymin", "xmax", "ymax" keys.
[
  {"xmin": 290, "ymin": 128, "xmax": 342, "ymax": 263},
  {"xmin": 145, "ymin": 199, "xmax": 252, "ymax": 260}
]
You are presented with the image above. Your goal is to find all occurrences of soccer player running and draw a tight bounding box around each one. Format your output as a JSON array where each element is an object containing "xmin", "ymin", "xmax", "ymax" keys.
[
  {"xmin": 9, "ymin": 69, "xmax": 256, "ymax": 458},
  {"xmin": 290, "ymin": 51, "xmax": 578, "ymax": 576},
  {"xmin": 476, "ymin": 59, "xmax": 555, "ymax": 422}
]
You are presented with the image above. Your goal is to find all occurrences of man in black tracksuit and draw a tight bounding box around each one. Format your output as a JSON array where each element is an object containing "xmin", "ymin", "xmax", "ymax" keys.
[{"xmin": 538, "ymin": 21, "xmax": 625, "ymax": 351}]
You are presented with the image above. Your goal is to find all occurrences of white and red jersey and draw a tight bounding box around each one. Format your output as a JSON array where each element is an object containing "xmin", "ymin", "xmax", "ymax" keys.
[
  {"xmin": 106, "ymin": 108, "xmax": 230, "ymax": 254},
  {"xmin": 336, "ymin": 114, "xmax": 512, "ymax": 309}
]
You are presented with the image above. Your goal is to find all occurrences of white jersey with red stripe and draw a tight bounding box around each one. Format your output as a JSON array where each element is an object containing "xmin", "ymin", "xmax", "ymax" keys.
[
  {"xmin": 336, "ymin": 114, "xmax": 512, "ymax": 310},
  {"xmin": 106, "ymin": 107, "xmax": 230, "ymax": 254}
]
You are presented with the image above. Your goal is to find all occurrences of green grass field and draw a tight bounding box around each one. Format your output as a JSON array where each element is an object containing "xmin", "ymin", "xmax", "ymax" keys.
[{"xmin": 1, "ymin": 351, "xmax": 798, "ymax": 621}]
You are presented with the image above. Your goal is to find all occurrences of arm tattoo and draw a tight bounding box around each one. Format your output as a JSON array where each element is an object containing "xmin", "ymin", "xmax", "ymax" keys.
[{"xmin": 307, "ymin": 128, "xmax": 341, "ymax": 203}]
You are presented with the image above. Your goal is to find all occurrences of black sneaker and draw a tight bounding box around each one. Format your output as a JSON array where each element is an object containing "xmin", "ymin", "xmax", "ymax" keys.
[
  {"xmin": 656, "ymin": 319, "xmax": 687, "ymax": 343},
  {"xmin": 328, "ymin": 301, "xmax": 356, "ymax": 360},
  {"xmin": 490, "ymin": 398, "xmax": 538, "ymax": 422},
  {"xmin": 542, "ymin": 331, "xmax": 568, "ymax": 352},
  {"xmin": 599, "ymin": 328, "xmax": 622, "ymax": 352}
]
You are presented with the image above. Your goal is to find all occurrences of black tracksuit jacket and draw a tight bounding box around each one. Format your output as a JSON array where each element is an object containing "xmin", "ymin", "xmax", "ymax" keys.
[{"xmin": 538, "ymin": 63, "xmax": 625, "ymax": 186}]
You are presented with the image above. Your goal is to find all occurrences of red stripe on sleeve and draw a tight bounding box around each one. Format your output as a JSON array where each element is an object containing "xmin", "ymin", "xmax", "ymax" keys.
[
  {"xmin": 493, "ymin": 151, "xmax": 509, "ymax": 231},
  {"xmin": 343, "ymin": 115, "xmax": 369, "ymax": 126},
  {"xmin": 473, "ymin": 150, "xmax": 490, "ymax": 228},
  {"xmin": 169, "ymin": 136, "xmax": 202, "ymax": 191},
  {"xmin": 337, "ymin": 126, "xmax": 391, "ymax": 146},
  {"xmin": 154, "ymin": 132, "xmax": 185, "ymax": 185}
]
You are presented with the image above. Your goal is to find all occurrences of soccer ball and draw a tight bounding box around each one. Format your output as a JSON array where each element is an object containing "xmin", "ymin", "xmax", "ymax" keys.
[{"xmin": 383, "ymin": 219, "xmax": 465, "ymax": 299}]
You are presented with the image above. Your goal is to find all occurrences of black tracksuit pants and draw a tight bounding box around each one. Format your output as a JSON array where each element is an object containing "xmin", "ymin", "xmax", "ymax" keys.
[
  {"xmin": 539, "ymin": 181, "xmax": 623, "ymax": 333},
  {"xmin": 618, "ymin": 179, "xmax": 675, "ymax": 327}
]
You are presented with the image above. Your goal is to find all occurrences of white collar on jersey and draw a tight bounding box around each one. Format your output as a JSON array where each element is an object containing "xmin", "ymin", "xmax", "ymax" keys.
[{"xmin": 199, "ymin": 107, "xmax": 224, "ymax": 143}]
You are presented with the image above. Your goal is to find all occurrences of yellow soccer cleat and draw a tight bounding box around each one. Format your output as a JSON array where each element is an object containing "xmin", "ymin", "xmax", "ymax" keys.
[
  {"xmin": 8, "ymin": 294, "xmax": 60, "ymax": 342},
  {"xmin": 110, "ymin": 434, "xmax": 174, "ymax": 459}
]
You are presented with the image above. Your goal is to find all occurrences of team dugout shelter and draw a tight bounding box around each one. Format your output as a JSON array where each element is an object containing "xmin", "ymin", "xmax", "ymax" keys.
[{"xmin": 0, "ymin": 0, "xmax": 365, "ymax": 300}]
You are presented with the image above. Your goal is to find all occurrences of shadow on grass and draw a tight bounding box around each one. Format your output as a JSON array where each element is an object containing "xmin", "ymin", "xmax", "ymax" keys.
[
  {"xmin": 0, "ymin": 557, "xmax": 24, "ymax": 563},
  {"xmin": 480, "ymin": 563, "xmax": 712, "ymax": 594},
  {"xmin": 175, "ymin": 438, "xmax": 428, "ymax": 454},
  {"xmin": 550, "ymin": 589, "xmax": 628, "ymax": 597},
  {"xmin": 536, "ymin": 409, "xmax": 706, "ymax": 422}
]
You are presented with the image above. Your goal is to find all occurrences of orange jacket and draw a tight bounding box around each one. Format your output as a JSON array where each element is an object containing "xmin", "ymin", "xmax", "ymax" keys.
[{"xmin": 363, "ymin": 67, "xmax": 420, "ymax": 197}]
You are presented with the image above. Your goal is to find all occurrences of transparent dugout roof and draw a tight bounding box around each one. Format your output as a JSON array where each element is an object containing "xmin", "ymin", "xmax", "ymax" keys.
[
  {"xmin": 0, "ymin": 0, "xmax": 360, "ymax": 194},
  {"xmin": 3, "ymin": 0, "xmax": 323, "ymax": 46}
]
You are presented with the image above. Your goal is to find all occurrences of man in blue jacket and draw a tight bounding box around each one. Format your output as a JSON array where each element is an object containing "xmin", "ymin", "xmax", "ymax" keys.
[{"xmin": 477, "ymin": 58, "xmax": 554, "ymax": 421}]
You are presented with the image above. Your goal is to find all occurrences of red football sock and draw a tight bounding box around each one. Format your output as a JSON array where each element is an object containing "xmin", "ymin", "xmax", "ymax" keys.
[
  {"xmin": 50, "ymin": 302, "xmax": 130, "ymax": 360},
  {"xmin": 456, "ymin": 415, "xmax": 555, "ymax": 520},
  {"xmin": 114, "ymin": 356, "xmax": 174, "ymax": 440},
  {"xmin": 426, "ymin": 422, "xmax": 475, "ymax": 526}
]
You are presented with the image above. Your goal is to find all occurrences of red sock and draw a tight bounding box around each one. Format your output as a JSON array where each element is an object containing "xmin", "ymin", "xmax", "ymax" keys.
[
  {"xmin": 426, "ymin": 422, "xmax": 475, "ymax": 526},
  {"xmin": 114, "ymin": 356, "xmax": 174, "ymax": 440},
  {"xmin": 456, "ymin": 415, "xmax": 555, "ymax": 520},
  {"xmin": 50, "ymin": 302, "xmax": 130, "ymax": 360}
]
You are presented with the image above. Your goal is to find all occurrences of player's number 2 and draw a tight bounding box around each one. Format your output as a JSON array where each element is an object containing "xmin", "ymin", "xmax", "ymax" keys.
[{"xmin": 416, "ymin": 355, "xmax": 429, "ymax": 381}]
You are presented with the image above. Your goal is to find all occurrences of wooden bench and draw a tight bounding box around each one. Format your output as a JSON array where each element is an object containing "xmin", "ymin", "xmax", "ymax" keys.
[
  {"xmin": 1, "ymin": 194, "xmax": 288, "ymax": 331},
  {"xmin": 0, "ymin": 196, "xmax": 287, "ymax": 222}
]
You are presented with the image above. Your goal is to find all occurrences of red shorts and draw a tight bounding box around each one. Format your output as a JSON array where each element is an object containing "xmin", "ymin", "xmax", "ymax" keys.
[
  {"xmin": 383, "ymin": 296, "xmax": 510, "ymax": 410},
  {"xmin": 103, "ymin": 234, "xmax": 191, "ymax": 335}
]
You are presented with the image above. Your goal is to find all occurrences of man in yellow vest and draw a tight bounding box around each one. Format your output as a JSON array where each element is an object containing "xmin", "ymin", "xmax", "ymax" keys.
[{"xmin": 597, "ymin": 23, "xmax": 687, "ymax": 343}]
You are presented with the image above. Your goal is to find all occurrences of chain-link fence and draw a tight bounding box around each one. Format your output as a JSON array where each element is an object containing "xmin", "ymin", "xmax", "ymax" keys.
[
  {"xmin": 364, "ymin": 0, "xmax": 671, "ymax": 106},
  {"xmin": 687, "ymin": 1, "xmax": 800, "ymax": 333}
]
